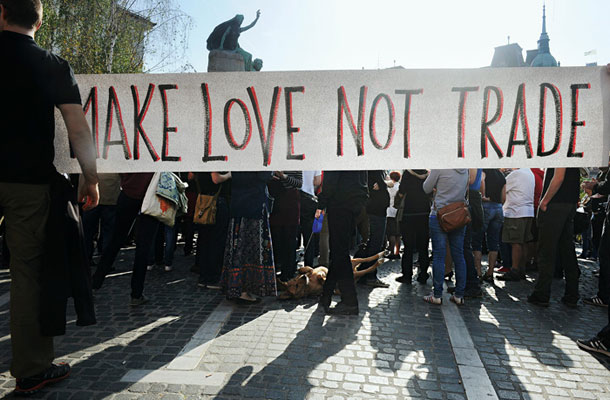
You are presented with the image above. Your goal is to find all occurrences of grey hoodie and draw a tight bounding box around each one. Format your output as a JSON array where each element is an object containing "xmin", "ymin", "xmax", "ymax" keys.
[{"xmin": 423, "ymin": 169, "xmax": 469, "ymax": 215}]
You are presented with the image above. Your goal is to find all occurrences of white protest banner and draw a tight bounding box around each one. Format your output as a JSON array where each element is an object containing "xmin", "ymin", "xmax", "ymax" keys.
[{"xmin": 54, "ymin": 67, "xmax": 610, "ymax": 173}]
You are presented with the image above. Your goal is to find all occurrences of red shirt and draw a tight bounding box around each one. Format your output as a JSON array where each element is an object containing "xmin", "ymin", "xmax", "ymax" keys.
[{"xmin": 120, "ymin": 173, "xmax": 154, "ymax": 200}]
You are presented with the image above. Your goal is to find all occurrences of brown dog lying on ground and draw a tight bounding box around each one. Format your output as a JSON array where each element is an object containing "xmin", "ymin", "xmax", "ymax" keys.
[{"xmin": 277, "ymin": 251, "xmax": 386, "ymax": 300}]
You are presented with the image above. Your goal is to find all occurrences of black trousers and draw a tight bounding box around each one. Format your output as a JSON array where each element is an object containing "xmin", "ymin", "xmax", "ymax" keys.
[
  {"xmin": 272, "ymin": 224, "xmax": 298, "ymax": 281},
  {"xmin": 592, "ymin": 212, "xmax": 605, "ymax": 253},
  {"xmin": 597, "ymin": 216, "xmax": 610, "ymax": 303},
  {"xmin": 531, "ymin": 203, "xmax": 579, "ymax": 302},
  {"xmin": 93, "ymin": 192, "xmax": 159, "ymax": 298},
  {"xmin": 0, "ymin": 225, "xmax": 9, "ymax": 267},
  {"xmin": 300, "ymin": 192, "xmax": 318, "ymax": 267},
  {"xmin": 182, "ymin": 216, "xmax": 195, "ymax": 254},
  {"xmin": 196, "ymin": 197, "xmax": 230, "ymax": 284},
  {"xmin": 324, "ymin": 204, "xmax": 359, "ymax": 305},
  {"xmin": 400, "ymin": 214, "xmax": 429, "ymax": 278}
]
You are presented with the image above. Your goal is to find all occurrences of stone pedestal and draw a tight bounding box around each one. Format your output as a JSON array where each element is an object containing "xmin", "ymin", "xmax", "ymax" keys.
[{"xmin": 207, "ymin": 50, "xmax": 244, "ymax": 72}]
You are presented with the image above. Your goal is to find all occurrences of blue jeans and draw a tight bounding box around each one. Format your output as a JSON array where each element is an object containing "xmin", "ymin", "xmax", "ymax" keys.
[
  {"xmin": 472, "ymin": 202, "xmax": 504, "ymax": 252},
  {"xmin": 463, "ymin": 222, "xmax": 480, "ymax": 292},
  {"xmin": 430, "ymin": 215, "xmax": 466, "ymax": 297}
]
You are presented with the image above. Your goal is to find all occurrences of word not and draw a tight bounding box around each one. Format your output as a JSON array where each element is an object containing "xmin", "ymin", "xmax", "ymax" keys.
[{"xmin": 337, "ymin": 82, "xmax": 590, "ymax": 160}]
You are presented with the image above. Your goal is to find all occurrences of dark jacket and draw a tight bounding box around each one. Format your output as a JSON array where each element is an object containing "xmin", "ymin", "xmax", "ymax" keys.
[
  {"xmin": 269, "ymin": 171, "xmax": 303, "ymax": 226},
  {"xmin": 594, "ymin": 169, "xmax": 610, "ymax": 216},
  {"xmin": 318, "ymin": 170, "xmax": 368, "ymax": 212},
  {"xmin": 397, "ymin": 169, "xmax": 430, "ymax": 219},
  {"xmin": 41, "ymin": 173, "xmax": 96, "ymax": 336},
  {"xmin": 195, "ymin": 172, "xmax": 231, "ymax": 199},
  {"xmin": 230, "ymin": 171, "xmax": 273, "ymax": 219}
]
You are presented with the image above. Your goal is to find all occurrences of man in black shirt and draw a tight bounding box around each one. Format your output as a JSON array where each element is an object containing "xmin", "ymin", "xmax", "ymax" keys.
[
  {"xmin": 528, "ymin": 168, "xmax": 580, "ymax": 307},
  {"xmin": 360, "ymin": 170, "xmax": 390, "ymax": 288},
  {"xmin": 0, "ymin": 0, "xmax": 99, "ymax": 395},
  {"xmin": 579, "ymin": 155, "xmax": 610, "ymax": 357},
  {"xmin": 316, "ymin": 170, "xmax": 368, "ymax": 315},
  {"xmin": 582, "ymin": 165, "xmax": 610, "ymax": 308}
]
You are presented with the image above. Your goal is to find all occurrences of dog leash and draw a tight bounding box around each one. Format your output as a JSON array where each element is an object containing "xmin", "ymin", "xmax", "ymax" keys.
[{"xmin": 303, "ymin": 214, "xmax": 324, "ymax": 259}]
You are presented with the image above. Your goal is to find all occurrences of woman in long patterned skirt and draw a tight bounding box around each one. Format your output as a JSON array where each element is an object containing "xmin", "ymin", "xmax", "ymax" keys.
[{"xmin": 221, "ymin": 171, "xmax": 276, "ymax": 303}]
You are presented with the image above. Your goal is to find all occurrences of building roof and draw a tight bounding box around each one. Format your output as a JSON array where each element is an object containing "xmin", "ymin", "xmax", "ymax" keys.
[{"xmin": 490, "ymin": 43, "xmax": 525, "ymax": 67}]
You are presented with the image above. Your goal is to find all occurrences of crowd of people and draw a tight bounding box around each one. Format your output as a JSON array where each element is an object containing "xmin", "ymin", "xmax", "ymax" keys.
[
  {"xmin": 67, "ymin": 167, "xmax": 610, "ymax": 343},
  {"xmin": 1, "ymin": 0, "xmax": 609, "ymax": 396}
]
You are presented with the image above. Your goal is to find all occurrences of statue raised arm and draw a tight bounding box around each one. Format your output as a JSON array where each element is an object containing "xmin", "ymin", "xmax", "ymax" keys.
[
  {"xmin": 206, "ymin": 10, "xmax": 261, "ymax": 51},
  {"xmin": 206, "ymin": 10, "xmax": 262, "ymax": 71},
  {"xmin": 240, "ymin": 9, "xmax": 261, "ymax": 32}
]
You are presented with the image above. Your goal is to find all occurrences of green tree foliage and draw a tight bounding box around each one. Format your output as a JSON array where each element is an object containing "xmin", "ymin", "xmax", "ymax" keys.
[{"xmin": 37, "ymin": 0, "xmax": 192, "ymax": 74}]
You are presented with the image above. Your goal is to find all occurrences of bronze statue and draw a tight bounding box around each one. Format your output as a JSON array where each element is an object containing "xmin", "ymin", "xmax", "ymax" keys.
[
  {"xmin": 252, "ymin": 58, "xmax": 263, "ymax": 71},
  {"xmin": 206, "ymin": 10, "xmax": 262, "ymax": 71}
]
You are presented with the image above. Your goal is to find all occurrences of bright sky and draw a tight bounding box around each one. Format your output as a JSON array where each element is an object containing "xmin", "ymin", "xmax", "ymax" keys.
[{"xmin": 166, "ymin": 0, "xmax": 609, "ymax": 72}]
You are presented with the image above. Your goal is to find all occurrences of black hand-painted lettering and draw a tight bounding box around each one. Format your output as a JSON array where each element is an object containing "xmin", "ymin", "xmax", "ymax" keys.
[
  {"xmin": 284, "ymin": 86, "xmax": 305, "ymax": 161},
  {"xmin": 337, "ymin": 86, "xmax": 367, "ymax": 156},
  {"xmin": 568, "ymin": 83, "xmax": 590, "ymax": 158},
  {"xmin": 537, "ymin": 83, "xmax": 562, "ymax": 157},
  {"xmin": 480, "ymin": 86, "xmax": 504, "ymax": 159},
  {"xmin": 223, "ymin": 98, "xmax": 252, "ymax": 150},
  {"xmin": 247, "ymin": 86, "xmax": 282, "ymax": 167},
  {"xmin": 507, "ymin": 83, "xmax": 533, "ymax": 158},
  {"xmin": 131, "ymin": 84, "xmax": 160, "ymax": 161},
  {"xmin": 159, "ymin": 84, "xmax": 181, "ymax": 162},
  {"xmin": 395, "ymin": 89, "xmax": 423, "ymax": 159},
  {"xmin": 369, "ymin": 93, "xmax": 395, "ymax": 150},
  {"xmin": 201, "ymin": 83, "xmax": 227, "ymax": 162},
  {"xmin": 103, "ymin": 86, "xmax": 132, "ymax": 160},
  {"xmin": 452, "ymin": 86, "xmax": 479, "ymax": 158},
  {"xmin": 82, "ymin": 87, "xmax": 99, "ymax": 158}
]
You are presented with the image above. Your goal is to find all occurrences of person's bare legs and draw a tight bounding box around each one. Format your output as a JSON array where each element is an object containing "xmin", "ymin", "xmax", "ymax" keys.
[
  {"xmin": 474, "ymin": 250, "xmax": 482, "ymax": 277},
  {"xmin": 485, "ymin": 250, "xmax": 498, "ymax": 277},
  {"xmin": 389, "ymin": 236, "xmax": 397, "ymax": 256},
  {"xmin": 512, "ymin": 243, "xmax": 524, "ymax": 274},
  {"xmin": 393, "ymin": 235, "xmax": 401, "ymax": 256}
]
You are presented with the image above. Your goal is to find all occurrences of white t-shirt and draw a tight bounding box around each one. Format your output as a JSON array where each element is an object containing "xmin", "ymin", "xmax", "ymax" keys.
[
  {"xmin": 503, "ymin": 168, "xmax": 535, "ymax": 218},
  {"xmin": 387, "ymin": 183, "xmax": 400, "ymax": 218},
  {"xmin": 301, "ymin": 170, "xmax": 322, "ymax": 196}
]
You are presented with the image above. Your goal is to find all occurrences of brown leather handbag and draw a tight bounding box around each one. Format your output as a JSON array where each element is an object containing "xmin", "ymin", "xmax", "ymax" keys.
[
  {"xmin": 437, "ymin": 201, "xmax": 471, "ymax": 233},
  {"xmin": 193, "ymin": 186, "xmax": 221, "ymax": 225}
]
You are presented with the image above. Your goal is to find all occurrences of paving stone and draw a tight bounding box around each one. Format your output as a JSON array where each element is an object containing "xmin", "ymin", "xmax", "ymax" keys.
[
  {"xmin": 1, "ymin": 248, "xmax": 607, "ymax": 399},
  {"xmin": 112, "ymin": 394, "xmax": 139, "ymax": 400},
  {"xmin": 160, "ymin": 395, "xmax": 184, "ymax": 400}
]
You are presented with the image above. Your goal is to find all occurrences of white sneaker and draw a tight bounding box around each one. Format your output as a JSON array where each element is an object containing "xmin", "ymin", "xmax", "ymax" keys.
[
  {"xmin": 164, "ymin": 265, "xmax": 173, "ymax": 272},
  {"xmin": 146, "ymin": 265, "xmax": 154, "ymax": 271}
]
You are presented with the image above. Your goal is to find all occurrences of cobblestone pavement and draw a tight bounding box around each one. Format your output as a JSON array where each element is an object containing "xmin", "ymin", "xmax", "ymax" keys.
[{"xmin": 0, "ymin": 243, "xmax": 608, "ymax": 399}]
